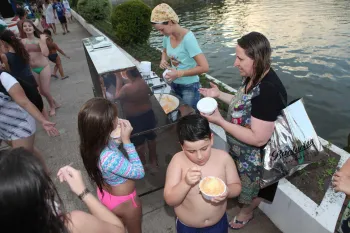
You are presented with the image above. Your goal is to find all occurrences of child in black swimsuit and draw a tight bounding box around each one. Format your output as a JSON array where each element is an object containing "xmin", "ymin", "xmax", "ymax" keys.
[{"xmin": 43, "ymin": 29, "xmax": 70, "ymax": 80}]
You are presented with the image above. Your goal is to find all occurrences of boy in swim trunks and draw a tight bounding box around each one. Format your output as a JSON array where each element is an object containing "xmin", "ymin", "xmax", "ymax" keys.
[
  {"xmin": 164, "ymin": 114, "xmax": 241, "ymax": 233},
  {"xmin": 43, "ymin": 29, "xmax": 70, "ymax": 80}
]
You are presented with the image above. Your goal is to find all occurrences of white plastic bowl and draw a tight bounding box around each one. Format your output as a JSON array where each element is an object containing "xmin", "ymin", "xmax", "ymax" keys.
[
  {"xmin": 140, "ymin": 61, "xmax": 151, "ymax": 76},
  {"xmin": 162, "ymin": 69, "xmax": 172, "ymax": 84},
  {"xmin": 197, "ymin": 97, "xmax": 218, "ymax": 115},
  {"xmin": 163, "ymin": 69, "xmax": 170, "ymax": 78},
  {"xmin": 199, "ymin": 176, "xmax": 227, "ymax": 201}
]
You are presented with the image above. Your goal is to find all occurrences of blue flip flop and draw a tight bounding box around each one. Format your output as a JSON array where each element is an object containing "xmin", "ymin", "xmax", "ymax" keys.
[{"xmin": 229, "ymin": 216, "xmax": 254, "ymax": 230}]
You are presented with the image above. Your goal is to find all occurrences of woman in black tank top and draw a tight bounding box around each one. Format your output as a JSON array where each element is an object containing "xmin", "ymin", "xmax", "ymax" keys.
[{"xmin": 0, "ymin": 30, "xmax": 44, "ymax": 113}]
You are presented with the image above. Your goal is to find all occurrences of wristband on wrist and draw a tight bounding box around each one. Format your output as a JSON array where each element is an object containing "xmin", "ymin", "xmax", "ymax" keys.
[{"xmin": 78, "ymin": 188, "xmax": 90, "ymax": 200}]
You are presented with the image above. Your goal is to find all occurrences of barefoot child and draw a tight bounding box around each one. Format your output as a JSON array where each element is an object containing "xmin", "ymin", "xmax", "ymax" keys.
[
  {"xmin": 164, "ymin": 114, "xmax": 241, "ymax": 233},
  {"xmin": 43, "ymin": 29, "xmax": 70, "ymax": 80}
]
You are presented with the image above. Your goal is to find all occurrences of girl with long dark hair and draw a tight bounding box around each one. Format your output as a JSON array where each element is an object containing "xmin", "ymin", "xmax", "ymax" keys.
[
  {"xmin": 0, "ymin": 29, "xmax": 48, "ymax": 118},
  {"xmin": 78, "ymin": 98, "xmax": 145, "ymax": 233},
  {"xmin": 0, "ymin": 147, "xmax": 125, "ymax": 233},
  {"xmin": 21, "ymin": 19, "xmax": 60, "ymax": 117}
]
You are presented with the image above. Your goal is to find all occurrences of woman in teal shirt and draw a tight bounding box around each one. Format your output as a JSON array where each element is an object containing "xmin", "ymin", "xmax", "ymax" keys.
[{"xmin": 151, "ymin": 3, "xmax": 209, "ymax": 109}]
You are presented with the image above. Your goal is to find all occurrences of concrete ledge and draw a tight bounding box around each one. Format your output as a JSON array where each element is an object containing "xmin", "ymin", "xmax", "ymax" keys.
[
  {"xmin": 71, "ymin": 10, "xmax": 104, "ymax": 37},
  {"xmin": 71, "ymin": 10, "xmax": 139, "ymax": 67}
]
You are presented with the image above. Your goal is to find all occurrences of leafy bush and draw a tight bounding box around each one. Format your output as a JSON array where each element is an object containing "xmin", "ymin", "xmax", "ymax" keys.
[
  {"xmin": 69, "ymin": 0, "xmax": 78, "ymax": 8},
  {"xmin": 111, "ymin": 0, "xmax": 152, "ymax": 45},
  {"xmin": 77, "ymin": 0, "xmax": 111, "ymax": 23}
]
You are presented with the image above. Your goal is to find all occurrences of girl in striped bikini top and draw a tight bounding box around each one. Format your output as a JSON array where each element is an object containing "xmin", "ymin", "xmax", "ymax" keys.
[
  {"xmin": 77, "ymin": 98, "xmax": 145, "ymax": 188},
  {"xmin": 78, "ymin": 97, "xmax": 145, "ymax": 233}
]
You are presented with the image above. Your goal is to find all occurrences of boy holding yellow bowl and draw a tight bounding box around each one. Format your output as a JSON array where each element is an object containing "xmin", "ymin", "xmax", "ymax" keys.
[{"xmin": 164, "ymin": 114, "xmax": 241, "ymax": 232}]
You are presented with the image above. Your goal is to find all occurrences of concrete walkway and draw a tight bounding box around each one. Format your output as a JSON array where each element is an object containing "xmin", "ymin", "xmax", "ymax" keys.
[{"xmin": 36, "ymin": 21, "xmax": 280, "ymax": 233}]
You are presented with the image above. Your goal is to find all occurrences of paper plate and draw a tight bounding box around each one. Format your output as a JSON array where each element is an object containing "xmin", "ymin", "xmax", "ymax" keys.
[
  {"xmin": 95, "ymin": 36, "xmax": 105, "ymax": 41},
  {"xmin": 154, "ymin": 94, "xmax": 179, "ymax": 114}
]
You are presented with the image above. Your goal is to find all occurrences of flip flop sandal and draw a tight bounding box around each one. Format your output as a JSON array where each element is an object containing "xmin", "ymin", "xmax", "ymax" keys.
[
  {"xmin": 51, "ymin": 74, "xmax": 58, "ymax": 79},
  {"xmin": 229, "ymin": 216, "xmax": 254, "ymax": 230},
  {"xmin": 61, "ymin": 76, "xmax": 69, "ymax": 80}
]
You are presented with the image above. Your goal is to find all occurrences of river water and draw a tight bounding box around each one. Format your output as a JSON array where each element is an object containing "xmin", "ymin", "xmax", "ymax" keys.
[{"xmin": 142, "ymin": 0, "xmax": 350, "ymax": 147}]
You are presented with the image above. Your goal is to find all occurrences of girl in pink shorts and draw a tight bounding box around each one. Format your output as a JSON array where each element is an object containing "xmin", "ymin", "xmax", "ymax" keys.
[{"xmin": 78, "ymin": 98, "xmax": 145, "ymax": 233}]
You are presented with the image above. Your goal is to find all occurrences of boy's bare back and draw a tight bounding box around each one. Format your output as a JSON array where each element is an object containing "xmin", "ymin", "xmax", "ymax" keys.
[{"xmin": 164, "ymin": 148, "xmax": 241, "ymax": 228}]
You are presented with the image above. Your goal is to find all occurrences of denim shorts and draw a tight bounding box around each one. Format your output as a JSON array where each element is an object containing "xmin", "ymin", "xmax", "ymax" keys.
[
  {"xmin": 176, "ymin": 213, "xmax": 228, "ymax": 233},
  {"xmin": 171, "ymin": 82, "xmax": 200, "ymax": 110}
]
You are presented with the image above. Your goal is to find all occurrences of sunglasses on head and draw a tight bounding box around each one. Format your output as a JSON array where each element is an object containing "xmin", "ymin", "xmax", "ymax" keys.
[{"xmin": 151, "ymin": 21, "xmax": 169, "ymax": 25}]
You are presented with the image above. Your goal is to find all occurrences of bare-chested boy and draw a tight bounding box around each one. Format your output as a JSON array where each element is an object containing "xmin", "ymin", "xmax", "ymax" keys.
[{"xmin": 164, "ymin": 114, "xmax": 241, "ymax": 233}]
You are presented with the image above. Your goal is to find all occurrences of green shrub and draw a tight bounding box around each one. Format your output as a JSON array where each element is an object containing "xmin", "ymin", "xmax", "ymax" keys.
[
  {"xmin": 77, "ymin": 0, "xmax": 111, "ymax": 23},
  {"xmin": 69, "ymin": 0, "xmax": 78, "ymax": 8},
  {"xmin": 111, "ymin": 0, "xmax": 152, "ymax": 45}
]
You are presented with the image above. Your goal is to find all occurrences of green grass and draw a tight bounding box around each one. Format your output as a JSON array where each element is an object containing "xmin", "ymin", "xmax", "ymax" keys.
[
  {"xmin": 300, "ymin": 169, "xmax": 310, "ymax": 177},
  {"xmin": 313, "ymin": 157, "xmax": 338, "ymax": 192},
  {"xmin": 327, "ymin": 157, "xmax": 338, "ymax": 167}
]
